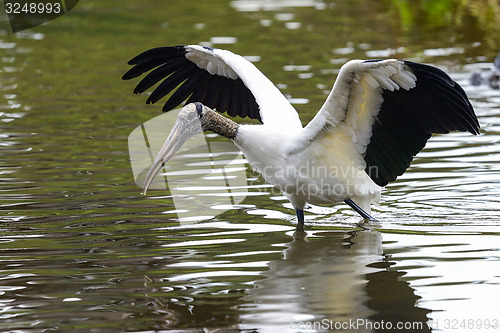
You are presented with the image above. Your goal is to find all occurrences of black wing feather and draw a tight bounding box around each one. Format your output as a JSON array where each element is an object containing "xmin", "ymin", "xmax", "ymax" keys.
[
  {"xmin": 236, "ymin": 84, "xmax": 250, "ymax": 119},
  {"xmin": 230, "ymin": 85, "xmax": 242, "ymax": 117},
  {"xmin": 186, "ymin": 72, "xmax": 212, "ymax": 105},
  {"xmin": 205, "ymin": 75, "xmax": 224, "ymax": 110},
  {"xmin": 133, "ymin": 58, "xmax": 190, "ymax": 94},
  {"xmin": 127, "ymin": 46, "xmax": 185, "ymax": 65},
  {"xmin": 122, "ymin": 56, "xmax": 177, "ymax": 81},
  {"xmin": 162, "ymin": 76, "xmax": 200, "ymax": 112},
  {"xmin": 218, "ymin": 79, "xmax": 233, "ymax": 114},
  {"xmin": 123, "ymin": 45, "xmax": 262, "ymax": 122},
  {"xmin": 364, "ymin": 61, "xmax": 479, "ymax": 187},
  {"xmin": 146, "ymin": 66, "xmax": 197, "ymax": 105}
]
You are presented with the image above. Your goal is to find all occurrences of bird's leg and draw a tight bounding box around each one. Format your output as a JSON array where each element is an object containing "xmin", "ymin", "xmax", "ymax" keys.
[
  {"xmin": 344, "ymin": 198, "xmax": 374, "ymax": 220},
  {"xmin": 295, "ymin": 209, "xmax": 305, "ymax": 232}
]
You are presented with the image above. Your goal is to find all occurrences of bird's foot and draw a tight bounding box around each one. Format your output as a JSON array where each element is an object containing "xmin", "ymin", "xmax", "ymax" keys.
[
  {"xmin": 293, "ymin": 223, "xmax": 306, "ymax": 240},
  {"xmin": 293, "ymin": 209, "xmax": 306, "ymax": 239},
  {"xmin": 344, "ymin": 198, "xmax": 375, "ymax": 220}
]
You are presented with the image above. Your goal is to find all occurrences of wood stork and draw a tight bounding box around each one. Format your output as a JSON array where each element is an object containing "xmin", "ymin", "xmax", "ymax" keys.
[{"xmin": 123, "ymin": 45, "xmax": 479, "ymax": 231}]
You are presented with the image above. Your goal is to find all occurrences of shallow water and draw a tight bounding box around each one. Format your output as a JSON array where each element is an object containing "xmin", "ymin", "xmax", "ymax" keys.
[{"xmin": 1, "ymin": 1, "xmax": 499, "ymax": 332}]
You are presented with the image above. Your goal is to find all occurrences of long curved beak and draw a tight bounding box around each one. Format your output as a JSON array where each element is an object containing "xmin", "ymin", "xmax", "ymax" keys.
[{"xmin": 142, "ymin": 115, "xmax": 202, "ymax": 194}]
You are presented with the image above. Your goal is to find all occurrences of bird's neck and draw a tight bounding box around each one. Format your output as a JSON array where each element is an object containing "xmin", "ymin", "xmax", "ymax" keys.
[{"xmin": 201, "ymin": 108, "xmax": 239, "ymax": 140}]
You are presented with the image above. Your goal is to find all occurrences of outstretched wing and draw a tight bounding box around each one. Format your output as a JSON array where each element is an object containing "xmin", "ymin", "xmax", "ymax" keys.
[
  {"xmin": 299, "ymin": 59, "xmax": 480, "ymax": 187},
  {"xmin": 123, "ymin": 45, "xmax": 302, "ymax": 129}
]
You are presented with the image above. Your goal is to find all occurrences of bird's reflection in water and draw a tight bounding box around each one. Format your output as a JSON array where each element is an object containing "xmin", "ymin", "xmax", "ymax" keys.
[{"xmin": 240, "ymin": 228, "xmax": 430, "ymax": 332}]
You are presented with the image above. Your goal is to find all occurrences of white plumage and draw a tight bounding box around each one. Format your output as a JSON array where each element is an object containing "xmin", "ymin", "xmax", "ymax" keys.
[{"xmin": 123, "ymin": 45, "xmax": 480, "ymax": 230}]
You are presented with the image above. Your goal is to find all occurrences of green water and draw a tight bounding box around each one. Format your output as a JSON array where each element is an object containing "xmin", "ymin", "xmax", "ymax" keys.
[{"xmin": 1, "ymin": 1, "xmax": 499, "ymax": 332}]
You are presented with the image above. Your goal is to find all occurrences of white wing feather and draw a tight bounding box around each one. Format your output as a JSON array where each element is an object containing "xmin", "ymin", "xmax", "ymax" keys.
[
  {"xmin": 185, "ymin": 45, "xmax": 303, "ymax": 130},
  {"xmin": 293, "ymin": 59, "xmax": 417, "ymax": 159}
]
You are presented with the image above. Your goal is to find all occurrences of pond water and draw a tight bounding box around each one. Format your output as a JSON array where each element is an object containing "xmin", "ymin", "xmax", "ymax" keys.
[{"xmin": 0, "ymin": 1, "xmax": 499, "ymax": 332}]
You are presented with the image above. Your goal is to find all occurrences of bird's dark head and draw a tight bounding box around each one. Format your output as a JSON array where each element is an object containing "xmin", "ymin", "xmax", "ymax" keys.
[{"xmin": 142, "ymin": 102, "xmax": 238, "ymax": 194}]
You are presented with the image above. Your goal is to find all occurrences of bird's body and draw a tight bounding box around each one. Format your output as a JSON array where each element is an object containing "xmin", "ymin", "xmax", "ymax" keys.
[
  {"xmin": 234, "ymin": 123, "xmax": 380, "ymax": 212},
  {"xmin": 123, "ymin": 45, "xmax": 479, "ymax": 229}
]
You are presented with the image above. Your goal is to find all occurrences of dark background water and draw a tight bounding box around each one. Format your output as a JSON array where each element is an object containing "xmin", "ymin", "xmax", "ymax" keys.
[{"xmin": 0, "ymin": 1, "xmax": 499, "ymax": 332}]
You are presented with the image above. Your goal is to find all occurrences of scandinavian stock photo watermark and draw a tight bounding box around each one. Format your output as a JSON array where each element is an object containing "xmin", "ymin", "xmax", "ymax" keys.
[
  {"xmin": 290, "ymin": 318, "xmax": 427, "ymax": 331},
  {"xmin": 128, "ymin": 109, "xmax": 383, "ymax": 222},
  {"xmin": 290, "ymin": 317, "xmax": 500, "ymax": 331},
  {"xmin": 128, "ymin": 109, "xmax": 249, "ymax": 223}
]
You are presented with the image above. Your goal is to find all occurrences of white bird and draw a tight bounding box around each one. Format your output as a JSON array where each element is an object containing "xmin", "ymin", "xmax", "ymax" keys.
[{"xmin": 123, "ymin": 45, "xmax": 479, "ymax": 231}]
